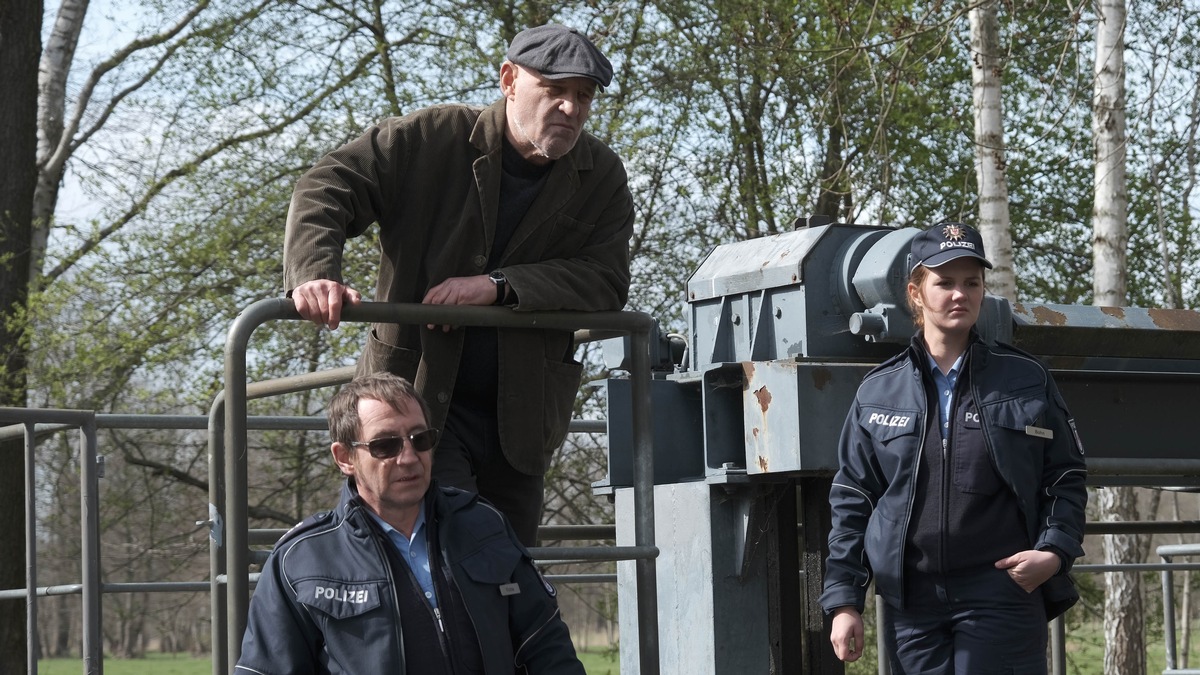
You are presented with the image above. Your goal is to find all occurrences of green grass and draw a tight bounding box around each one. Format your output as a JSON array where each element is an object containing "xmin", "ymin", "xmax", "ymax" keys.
[
  {"xmin": 41, "ymin": 631, "xmax": 1200, "ymax": 675},
  {"xmin": 836, "ymin": 621, "xmax": 1200, "ymax": 675},
  {"xmin": 1066, "ymin": 621, "xmax": 1200, "ymax": 675},
  {"xmin": 578, "ymin": 647, "xmax": 620, "ymax": 674},
  {"xmin": 39, "ymin": 652, "xmax": 209, "ymax": 675},
  {"xmin": 40, "ymin": 648, "xmax": 620, "ymax": 674}
]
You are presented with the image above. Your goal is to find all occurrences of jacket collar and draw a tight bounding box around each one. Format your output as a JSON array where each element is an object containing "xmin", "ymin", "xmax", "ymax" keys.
[
  {"xmin": 908, "ymin": 328, "xmax": 988, "ymax": 374},
  {"xmin": 467, "ymin": 98, "xmax": 597, "ymax": 265},
  {"xmin": 336, "ymin": 478, "xmax": 479, "ymax": 526}
]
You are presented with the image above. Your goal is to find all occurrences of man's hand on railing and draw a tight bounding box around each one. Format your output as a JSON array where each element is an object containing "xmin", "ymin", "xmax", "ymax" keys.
[{"xmin": 291, "ymin": 280, "xmax": 363, "ymax": 330}]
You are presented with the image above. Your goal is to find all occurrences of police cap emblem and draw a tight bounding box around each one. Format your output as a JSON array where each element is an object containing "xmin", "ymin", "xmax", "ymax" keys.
[{"xmin": 942, "ymin": 223, "xmax": 966, "ymax": 242}]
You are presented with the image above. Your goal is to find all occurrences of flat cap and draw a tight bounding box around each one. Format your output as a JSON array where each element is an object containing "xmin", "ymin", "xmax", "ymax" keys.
[
  {"xmin": 909, "ymin": 221, "xmax": 993, "ymax": 273},
  {"xmin": 506, "ymin": 24, "xmax": 613, "ymax": 88}
]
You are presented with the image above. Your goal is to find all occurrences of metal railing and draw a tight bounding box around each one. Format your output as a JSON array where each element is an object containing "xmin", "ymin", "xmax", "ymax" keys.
[
  {"xmin": 216, "ymin": 298, "xmax": 661, "ymax": 674},
  {"xmin": 0, "ymin": 409, "xmax": 100, "ymax": 675},
  {"xmin": 7, "ymin": 403, "xmax": 1200, "ymax": 674},
  {"xmin": 11, "ymin": 298, "xmax": 1200, "ymax": 675},
  {"xmin": 0, "ymin": 409, "xmax": 633, "ymax": 675},
  {"xmin": 1157, "ymin": 543, "xmax": 1200, "ymax": 674}
]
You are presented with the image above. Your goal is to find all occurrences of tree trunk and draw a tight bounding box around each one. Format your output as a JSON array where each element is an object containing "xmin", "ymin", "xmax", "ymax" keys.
[
  {"xmin": 1101, "ymin": 487, "xmax": 1145, "ymax": 675},
  {"xmin": 1175, "ymin": 492, "xmax": 1193, "ymax": 667},
  {"xmin": 816, "ymin": 123, "xmax": 848, "ymax": 222},
  {"xmin": 0, "ymin": 0, "xmax": 44, "ymax": 673},
  {"xmin": 31, "ymin": 0, "xmax": 90, "ymax": 289},
  {"xmin": 969, "ymin": 0, "xmax": 1016, "ymax": 301},
  {"xmin": 52, "ymin": 597, "xmax": 71, "ymax": 658},
  {"xmin": 1184, "ymin": 568, "xmax": 1193, "ymax": 668},
  {"xmin": 1092, "ymin": 2, "xmax": 1137, "ymax": 672},
  {"xmin": 1092, "ymin": 0, "xmax": 1129, "ymax": 308}
]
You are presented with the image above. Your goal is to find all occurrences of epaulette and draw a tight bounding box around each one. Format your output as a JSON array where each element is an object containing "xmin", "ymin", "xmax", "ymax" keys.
[
  {"xmin": 990, "ymin": 339, "xmax": 1051, "ymax": 371},
  {"xmin": 862, "ymin": 346, "xmax": 913, "ymax": 379},
  {"xmin": 274, "ymin": 509, "xmax": 336, "ymax": 549}
]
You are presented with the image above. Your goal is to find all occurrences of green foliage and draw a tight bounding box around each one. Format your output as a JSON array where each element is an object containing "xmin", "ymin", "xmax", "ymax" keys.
[{"xmin": 34, "ymin": 0, "xmax": 1198, "ymax": 416}]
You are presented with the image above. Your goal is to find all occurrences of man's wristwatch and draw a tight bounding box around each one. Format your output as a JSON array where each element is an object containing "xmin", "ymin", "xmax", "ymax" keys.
[{"xmin": 488, "ymin": 270, "xmax": 507, "ymax": 305}]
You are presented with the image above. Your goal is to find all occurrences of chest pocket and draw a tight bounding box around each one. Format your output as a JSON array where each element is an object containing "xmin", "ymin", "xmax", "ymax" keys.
[
  {"xmin": 457, "ymin": 543, "xmax": 522, "ymax": 586},
  {"xmin": 858, "ymin": 406, "xmax": 921, "ymax": 477},
  {"xmin": 952, "ymin": 402, "xmax": 1003, "ymax": 495},
  {"xmin": 859, "ymin": 407, "xmax": 919, "ymax": 441},
  {"xmin": 543, "ymin": 214, "xmax": 596, "ymax": 257},
  {"xmin": 982, "ymin": 395, "xmax": 1050, "ymax": 487},
  {"xmin": 294, "ymin": 579, "xmax": 383, "ymax": 620}
]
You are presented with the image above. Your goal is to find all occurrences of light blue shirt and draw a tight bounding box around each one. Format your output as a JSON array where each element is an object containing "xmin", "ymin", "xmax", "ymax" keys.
[
  {"xmin": 369, "ymin": 503, "xmax": 437, "ymax": 608},
  {"xmin": 928, "ymin": 352, "xmax": 965, "ymax": 439}
]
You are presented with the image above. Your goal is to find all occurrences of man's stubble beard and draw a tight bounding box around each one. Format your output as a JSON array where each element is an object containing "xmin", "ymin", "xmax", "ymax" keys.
[{"xmin": 512, "ymin": 113, "xmax": 571, "ymax": 161}]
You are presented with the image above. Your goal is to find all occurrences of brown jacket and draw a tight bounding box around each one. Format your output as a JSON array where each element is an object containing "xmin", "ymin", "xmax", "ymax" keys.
[{"xmin": 283, "ymin": 99, "xmax": 634, "ymax": 474}]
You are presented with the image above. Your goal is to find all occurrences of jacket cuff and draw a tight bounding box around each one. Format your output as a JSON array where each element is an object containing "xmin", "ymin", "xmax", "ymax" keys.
[
  {"xmin": 1036, "ymin": 528, "xmax": 1085, "ymax": 562},
  {"xmin": 819, "ymin": 586, "xmax": 866, "ymax": 616},
  {"xmin": 1039, "ymin": 545, "xmax": 1072, "ymax": 576}
]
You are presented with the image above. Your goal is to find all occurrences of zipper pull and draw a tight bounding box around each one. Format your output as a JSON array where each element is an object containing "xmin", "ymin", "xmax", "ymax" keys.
[
  {"xmin": 942, "ymin": 437, "xmax": 948, "ymax": 459},
  {"xmin": 433, "ymin": 606, "xmax": 446, "ymax": 634}
]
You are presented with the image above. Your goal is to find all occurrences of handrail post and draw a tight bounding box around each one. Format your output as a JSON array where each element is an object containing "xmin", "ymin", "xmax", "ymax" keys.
[
  {"xmin": 223, "ymin": 298, "xmax": 294, "ymax": 672},
  {"xmin": 80, "ymin": 415, "xmax": 102, "ymax": 675},
  {"xmin": 24, "ymin": 423, "xmax": 39, "ymax": 675},
  {"xmin": 630, "ymin": 321, "xmax": 659, "ymax": 674},
  {"xmin": 1165, "ymin": 551, "xmax": 1178, "ymax": 671},
  {"xmin": 207, "ymin": 396, "xmax": 228, "ymax": 675},
  {"xmin": 1050, "ymin": 615, "xmax": 1065, "ymax": 675},
  {"xmin": 223, "ymin": 322, "xmax": 251, "ymax": 675},
  {"xmin": 210, "ymin": 364, "xmax": 359, "ymax": 674}
]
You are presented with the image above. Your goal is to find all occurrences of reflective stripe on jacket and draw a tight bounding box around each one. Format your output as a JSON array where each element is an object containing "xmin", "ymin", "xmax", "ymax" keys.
[
  {"xmin": 236, "ymin": 481, "xmax": 584, "ymax": 675},
  {"xmin": 819, "ymin": 333, "xmax": 1087, "ymax": 614}
]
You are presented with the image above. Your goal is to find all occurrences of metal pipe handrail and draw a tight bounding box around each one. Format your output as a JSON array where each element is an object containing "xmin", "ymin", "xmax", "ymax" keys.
[
  {"xmin": 247, "ymin": 521, "xmax": 619, "ymax": 546},
  {"xmin": 0, "ymin": 408, "xmax": 104, "ymax": 675},
  {"xmin": 12, "ymin": 402, "xmax": 1200, "ymax": 675},
  {"xmin": 528, "ymin": 545, "xmax": 659, "ymax": 564},
  {"xmin": 220, "ymin": 298, "xmax": 660, "ymax": 674},
  {"xmin": 23, "ymin": 422, "xmax": 38, "ymax": 675},
  {"xmin": 206, "ymin": 363, "xmax": 360, "ymax": 674},
  {"xmin": 1088, "ymin": 521, "xmax": 1200, "ymax": 535},
  {"xmin": 1158, "ymin": 544, "xmax": 1200, "ymax": 673},
  {"xmin": 0, "ymin": 563, "xmax": 627, "ymax": 602}
]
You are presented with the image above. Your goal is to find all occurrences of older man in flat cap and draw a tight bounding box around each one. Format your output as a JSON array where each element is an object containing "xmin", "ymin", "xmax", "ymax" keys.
[{"xmin": 283, "ymin": 24, "xmax": 632, "ymax": 547}]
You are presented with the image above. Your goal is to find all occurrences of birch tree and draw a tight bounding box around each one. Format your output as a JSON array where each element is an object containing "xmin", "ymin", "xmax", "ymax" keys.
[
  {"xmin": 31, "ymin": 0, "xmax": 91, "ymax": 290},
  {"xmin": 1091, "ymin": 0, "xmax": 1142, "ymax": 673},
  {"xmin": 1124, "ymin": 0, "xmax": 1200, "ymax": 309},
  {"xmin": 969, "ymin": 0, "xmax": 1016, "ymax": 300},
  {"xmin": 0, "ymin": 0, "xmax": 43, "ymax": 671},
  {"xmin": 1093, "ymin": 0, "xmax": 1129, "ymax": 307}
]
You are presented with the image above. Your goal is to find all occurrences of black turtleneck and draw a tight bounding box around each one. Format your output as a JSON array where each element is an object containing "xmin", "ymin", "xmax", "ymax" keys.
[{"xmin": 453, "ymin": 138, "xmax": 553, "ymax": 410}]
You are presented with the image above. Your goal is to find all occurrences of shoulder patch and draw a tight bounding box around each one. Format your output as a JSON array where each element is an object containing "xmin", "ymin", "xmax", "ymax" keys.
[
  {"xmin": 294, "ymin": 579, "xmax": 383, "ymax": 619},
  {"xmin": 864, "ymin": 349, "xmax": 911, "ymax": 378},
  {"xmin": 1068, "ymin": 418, "xmax": 1085, "ymax": 456},
  {"xmin": 537, "ymin": 567, "xmax": 556, "ymax": 597},
  {"xmin": 276, "ymin": 510, "xmax": 334, "ymax": 548}
]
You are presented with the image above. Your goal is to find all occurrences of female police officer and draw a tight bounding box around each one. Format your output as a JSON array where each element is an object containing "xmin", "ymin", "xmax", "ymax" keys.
[{"xmin": 819, "ymin": 222, "xmax": 1087, "ymax": 674}]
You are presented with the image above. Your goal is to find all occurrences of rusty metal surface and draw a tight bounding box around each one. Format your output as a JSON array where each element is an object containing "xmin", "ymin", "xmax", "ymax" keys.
[
  {"xmin": 1012, "ymin": 303, "xmax": 1200, "ymax": 360},
  {"xmin": 1014, "ymin": 302, "xmax": 1200, "ymax": 331},
  {"xmin": 742, "ymin": 360, "xmax": 872, "ymax": 475}
]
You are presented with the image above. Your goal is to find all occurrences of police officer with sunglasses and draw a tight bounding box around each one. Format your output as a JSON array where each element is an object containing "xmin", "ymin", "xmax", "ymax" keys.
[{"xmin": 236, "ymin": 372, "xmax": 584, "ymax": 674}]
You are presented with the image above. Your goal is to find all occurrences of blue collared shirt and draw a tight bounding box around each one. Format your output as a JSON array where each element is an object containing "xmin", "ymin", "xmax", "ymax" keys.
[
  {"xmin": 369, "ymin": 504, "xmax": 437, "ymax": 608},
  {"xmin": 928, "ymin": 352, "xmax": 965, "ymax": 439}
]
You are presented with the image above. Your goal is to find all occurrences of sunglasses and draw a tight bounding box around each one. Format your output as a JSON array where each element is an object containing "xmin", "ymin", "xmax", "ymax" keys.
[{"xmin": 349, "ymin": 429, "xmax": 440, "ymax": 459}]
